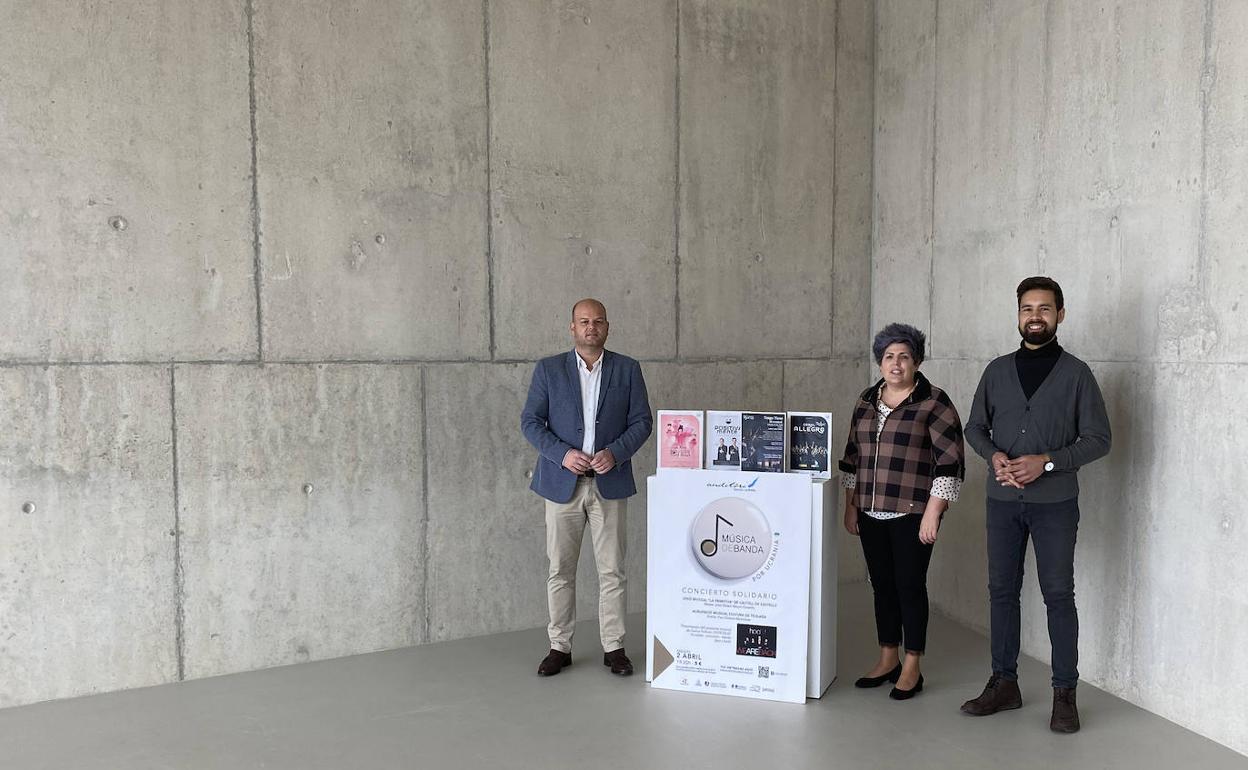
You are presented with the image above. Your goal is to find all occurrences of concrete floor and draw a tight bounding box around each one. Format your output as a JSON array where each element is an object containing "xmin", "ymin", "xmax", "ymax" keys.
[{"xmin": 0, "ymin": 584, "xmax": 1243, "ymax": 770}]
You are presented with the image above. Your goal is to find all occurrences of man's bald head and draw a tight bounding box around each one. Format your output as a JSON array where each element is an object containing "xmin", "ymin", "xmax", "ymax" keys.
[{"xmin": 571, "ymin": 298, "xmax": 607, "ymax": 320}]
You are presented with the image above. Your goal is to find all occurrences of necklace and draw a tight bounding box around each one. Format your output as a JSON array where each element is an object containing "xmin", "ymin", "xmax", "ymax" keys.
[{"xmin": 879, "ymin": 383, "xmax": 915, "ymax": 409}]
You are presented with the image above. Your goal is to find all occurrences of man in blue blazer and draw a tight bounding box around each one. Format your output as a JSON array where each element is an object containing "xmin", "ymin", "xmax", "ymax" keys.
[{"xmin": 521, "ymin": 298, "xmax": 653, "ymax": 677}]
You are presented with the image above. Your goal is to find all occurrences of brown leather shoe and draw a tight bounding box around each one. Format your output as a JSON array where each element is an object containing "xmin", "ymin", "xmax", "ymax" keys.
[
  {"xmin": 1050, "ymin": 687, "xmax": 1080, "ymax": 733},
  {"xmin": 960, "ymin": 674, "xmax": 1023, "ymax": 716},
  {"xmin": 603, "ymin": 649, "xmax": 634, "ymax": 676},
  {"xmin": 537, "ymin": 649, "xmax": 572, "ymax": 677}
]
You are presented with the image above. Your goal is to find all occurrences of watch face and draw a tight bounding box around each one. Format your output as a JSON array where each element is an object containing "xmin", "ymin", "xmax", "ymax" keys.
[{"xmin": 1044, "ymin": 461, "xmax": 1055, "ymax": 472}]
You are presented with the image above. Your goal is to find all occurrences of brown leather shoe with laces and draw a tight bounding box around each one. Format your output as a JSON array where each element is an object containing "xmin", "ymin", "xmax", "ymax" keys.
[
  {"xmin": 603, "ymin": 649, "xmax": 634, "ymax": 676},
  {"xmin": 1050, "ymin": 687, "xmax": 1080, "ymax": 733},
  {"xmin": 960, "ymin": 674, "xmax": 1023, "ymax": 716},
  {"xmin": 537, "ymin": 649, "xmax": 572, "ymax": 677}
]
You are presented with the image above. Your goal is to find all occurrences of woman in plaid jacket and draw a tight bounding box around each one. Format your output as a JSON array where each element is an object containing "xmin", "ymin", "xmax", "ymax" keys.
[{"xmin": 839, "ymin": 323, "xmax": 965, "ymax": 700}]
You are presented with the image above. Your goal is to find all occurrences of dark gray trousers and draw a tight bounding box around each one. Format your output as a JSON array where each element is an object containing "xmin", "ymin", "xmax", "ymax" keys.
[{"xmin": 986, "ymin": 497, "xmax": 1080, "ymax": 689}]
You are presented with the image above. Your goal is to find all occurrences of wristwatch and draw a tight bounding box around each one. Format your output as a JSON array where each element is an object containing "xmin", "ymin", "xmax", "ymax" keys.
[{"xmin": 1043, "ymin": 459, "xmax": 1055, "ymax": 473}]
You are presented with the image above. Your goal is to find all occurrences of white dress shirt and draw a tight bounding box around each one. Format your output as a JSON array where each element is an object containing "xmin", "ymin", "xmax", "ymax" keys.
[{"xmin": 576, "ymin": 350, "xmax": 603, "ymax": 455}]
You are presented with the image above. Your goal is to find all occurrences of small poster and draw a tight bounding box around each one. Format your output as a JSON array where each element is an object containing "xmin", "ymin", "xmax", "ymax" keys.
[
  {"xmin": 740, "ymin": 412, "xmax": 786, "ymax": 473},
  {"xmin": 657, "ymin": 410, "xmax": 704, "ymax": 470},
  {"xmin": 705, "ymin": 411, "xmax": 743, "ymax": 470},
  {"xmin": 787, "ymin": 412, "xmax": 833, "ymax": 479}
]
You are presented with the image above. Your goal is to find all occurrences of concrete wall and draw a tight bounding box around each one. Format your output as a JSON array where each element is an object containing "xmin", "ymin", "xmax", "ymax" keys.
[
  {"xmin": 873, "ymin": 0, "xmax": 1247, "ymax": 756},
  {"xmin": 0, "ymin": 0, "xmax": 873, "ymax": 706}
]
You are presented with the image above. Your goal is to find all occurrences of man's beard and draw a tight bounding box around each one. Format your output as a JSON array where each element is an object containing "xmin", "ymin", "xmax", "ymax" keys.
[{"xmin": 1019, "ymin": 323, "xmax": 1056, "ymax": 346}]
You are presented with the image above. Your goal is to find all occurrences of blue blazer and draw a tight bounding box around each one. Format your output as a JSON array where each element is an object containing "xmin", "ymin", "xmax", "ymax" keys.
[{"xmin": 521, "ymin": 350, "xmax": 653, "ymax": 503}]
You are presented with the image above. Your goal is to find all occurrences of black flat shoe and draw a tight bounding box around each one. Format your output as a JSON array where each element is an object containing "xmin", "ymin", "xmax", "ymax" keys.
[
  {"xmin": 854, "ymin": 663, "xmax": 902, "ymax": 688},
  {"xmin": 889, "ymin": 674, "xmax": 924, "ymax": 700}
]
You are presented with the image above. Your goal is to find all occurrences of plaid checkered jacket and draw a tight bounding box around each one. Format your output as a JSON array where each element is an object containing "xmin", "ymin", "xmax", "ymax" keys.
[{"xmin": 838, "ymin": 372, "xmax": 965, "ymax": 515}]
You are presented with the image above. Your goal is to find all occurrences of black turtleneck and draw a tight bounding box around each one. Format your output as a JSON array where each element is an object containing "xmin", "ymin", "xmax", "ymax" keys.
[{"xmin": 1015, "ymin": 340, "xmax": 1062, "ymax": 400}]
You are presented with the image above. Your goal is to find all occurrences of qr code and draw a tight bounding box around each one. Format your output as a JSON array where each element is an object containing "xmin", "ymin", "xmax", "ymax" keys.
[{"xmin": 758, "ymin": 666, "xmax": 770, "ymax": 679}]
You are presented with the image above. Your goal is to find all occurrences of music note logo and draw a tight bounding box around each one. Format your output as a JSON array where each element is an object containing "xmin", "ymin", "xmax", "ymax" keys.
[
  {"xmin": 699, "ymin": 514, "xmax": 733, "ymax": 557},
  {"xmin": 690, "ymin": 497, "xmax": 772, "ymax": 579}
]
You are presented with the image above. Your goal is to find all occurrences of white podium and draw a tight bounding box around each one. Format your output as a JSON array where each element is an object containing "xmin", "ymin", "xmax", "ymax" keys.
[{"xmin": 645, "ymin": 470, "xmax": 838, "ymax": 703}]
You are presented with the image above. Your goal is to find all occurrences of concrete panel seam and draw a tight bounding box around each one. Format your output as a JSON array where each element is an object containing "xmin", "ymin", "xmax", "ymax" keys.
[
  {"xmin": 420, "ymin": 366, "xmax": 431, "ymax": 644},
  {"xmin": 259, "ymin": 358, "xmax": 493, "ymax": 366},
  {"xmin": 484, "ymin": 0, "xmax": 496, "ymax": 360},
  {"xmin": 170, "ymin": 365, "xmax": 186, "ymax": 681},
  {"xmin": 645, "ymin": 354, "xmax": 863, "ymax": 365},
  {"xmin": 0, "ymin": 359, "xmax": 265, "ymax": 368},
  {"xmin": 0, "ymin": 356, "xmax": 847, "ymax": 367},
  {"xmin": 830, "ymin": 0, "xmax": 840, "ymax": 358},
  {"xmin": 1196, "ymin": 0, "xmax": 1216, "ymax": 291},
  {"xmin": 247, "ymin": 0, "xmax": 264, "ymax": 361},
  {"xmin": 453, "ymin": 355, "xmax": 862, "ymax": 365},
  {"xmin": 929, "ymin": 0, "xmax": 939, "ymax": 354},
  {"xmin": 674, "ymin": 0, "xmax": 683, "ymax": 359},
  {"xmin": 780, "ymin": 360, "xmax": 787, "ymax": 408},
  {"xmin": 8, "ymin": 355, "xmax": 1248, "ymax": 369},
  {"xmin": 867, "ymin": 0, "xmax": 878, "ymax": 343},
  {"xmin": 1037, "ymin": 0, "xmax": 1054, "ymax": 275},
  {"xmin": 916, "ymin": 357, "xmax": 1248, "ymax": 368}
]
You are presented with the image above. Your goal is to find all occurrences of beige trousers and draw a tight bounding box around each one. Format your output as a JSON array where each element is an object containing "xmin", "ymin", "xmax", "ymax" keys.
[{"xmin": 545, "ymin": 476, "xmax": 627, "ymax": 653}]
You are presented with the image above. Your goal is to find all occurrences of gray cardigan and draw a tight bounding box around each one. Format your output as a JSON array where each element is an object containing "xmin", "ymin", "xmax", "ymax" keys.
[{"xmin": 965, "ymin": 350, "xmax": 1111, "ymax": 503}]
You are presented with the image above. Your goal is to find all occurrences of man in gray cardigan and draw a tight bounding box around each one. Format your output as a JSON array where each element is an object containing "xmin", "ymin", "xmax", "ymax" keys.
[{"xmin": 960, "ymin": 277, "xmax": 1111, "ymax": 734}]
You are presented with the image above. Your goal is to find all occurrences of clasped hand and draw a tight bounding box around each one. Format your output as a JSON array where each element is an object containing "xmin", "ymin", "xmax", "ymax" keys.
[
  {"xmin": 993, "ymin": 451, "xmax": 1047, "ymax": 488},
  {"xmin": 562, "ymin": 448, "xmax": 616, "ymax": 475}
]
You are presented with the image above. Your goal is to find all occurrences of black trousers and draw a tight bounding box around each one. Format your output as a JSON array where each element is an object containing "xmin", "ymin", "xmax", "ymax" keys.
[{"xmin": 858, "ymin": 513, "xmax": 935, "ymax": 654}]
